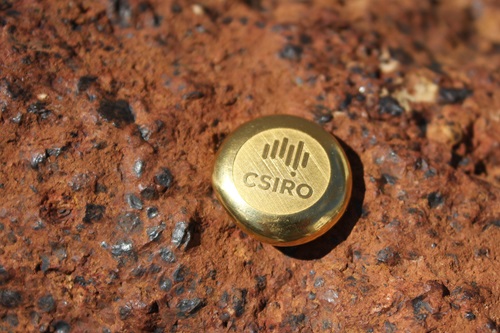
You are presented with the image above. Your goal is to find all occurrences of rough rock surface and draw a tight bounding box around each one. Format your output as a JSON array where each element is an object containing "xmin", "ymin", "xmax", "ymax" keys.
[{"xmin": 0, "ymin": 0, "xmax": 499, "ymax": 332}]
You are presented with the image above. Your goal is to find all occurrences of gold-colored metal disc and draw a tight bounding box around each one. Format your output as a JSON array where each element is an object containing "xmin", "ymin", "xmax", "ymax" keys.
[{"xmin": 212, "ymin": 115, "xmax": 352, "ymax": 246}]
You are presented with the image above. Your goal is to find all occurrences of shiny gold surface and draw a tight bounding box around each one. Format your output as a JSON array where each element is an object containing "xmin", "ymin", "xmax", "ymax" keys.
[{"xmin": 212, "ymin": 115, "xmax": 352, "ymax": 246}]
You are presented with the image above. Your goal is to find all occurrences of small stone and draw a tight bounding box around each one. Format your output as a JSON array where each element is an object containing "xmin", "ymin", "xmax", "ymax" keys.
[
  {"xmin": 31, "ymin": 152, "xmax": 47, "ymax": 169},
  {"xmin": 314, "ymin": 277, "xmax": 324, "ymax": 288},
  {"xmin": 147, "ymin": 207, "xmax": 159, "ymax": 219},
  {"xmin": 464, "ymin": 311, "xmax": 476, "ymax": 321},
  {"xmin": 77, "ymin": 75, "xmax": 97, "ymax": 93},
  {"xmin": 111, "ymin": 240, "xmax": 134, "ymax": 256},
  {"xmin": 27, "ymin": 101, "xmax": 51, "ymax": 119},
  {"xmin": 427, "ymin": 192, "xmax": 445, "ymax": 209},
  {"xmin": 155, "ymin": 168, "xmax": 173, "ymax": 188},
  {"xmin": 379, "ymin": 96, "xmax": 404, "ymax": 116},
  {"xmin": 191, "ymin": 4, "xmax": 204, "ymax": 15},
  {"xmin": 376, "ymin": 247, "xmax": 400, "ymax": 265},
  {"xmin": 133, "ymin": 160, "xmax": 145, "ymax": 178},
  {"xmin": 182, "ymin": 91, "xmax": 205, "ymax": 100},
  {"xmin": 173, "ymin": 265, "xmax": 187, "ymax": 282},
  {"xmin": 52, "ymin": 321, "xmax": 71, "ymax": 333},
  {"xmin": 159, "ymin": 248, "xmax": 176, "ymax": 263},
  {"xmin": 138, "ymin": 125, "xmax": 152, "ymax": 141},
  {"xmin": 313, "ymin": 105, "xmax": 333, "ymax": 124},
  {"xmin": 120, "ymin": 305, "xmax": 132, "ymax": 320},
  {"xmin": 231, "ymin": 289, "xmax": 247, "ymax": 317},
  {"xmin": 171, "ymin": 221, "xmax": 191, "ymax": 248},
  {"xmin": 159, "ymin": 277, "xmax": 172, "ymax": 291},
  {"xmin": 279, "ymin": 44, "xmax": 303, "ymax": 61},
  {"xmin": 140, "ymin": 187, "xmax": 159, "ymax": 200},
  {"xmin": 176, "ymin": 298, "xmax": 204, "ymax": 316},
  {"xmin": 0, "ymin": 265, "xmax": 10, "ymax": 285},
  {"xmin": 2, "ymin": 313, "xmax": 18, "ymax": 327},
  {"xmin": 97, "ymin": 99, "xmax": 135, "ymax": 127},
  {"xmin": 439, "ymin": 87, "xmax": 472, "ymax": 104},
  {"xmin": 11, "ymin": 112, "xmax": 22, "ymax": 124},
  {"xmin": 147, "ymin": 226, "xmax": 163, "ymax": 241},
  {"xmin": 126, "ymin": 193, "xmax": 143, "ymax": 210},
  {"xmin": 47, "ymin": 147, "xmax": 63, "ymax": 157},
  {"xmin": 83, "ymin": 204, "xmax": 105, "ymax": 223},
  {"xmin": 0, "ymin": 289, "xmax": 22, "ymax": 308},
  {"xmin": 38, "ymin": 294, "xmax": 55, "ymax": 313}
]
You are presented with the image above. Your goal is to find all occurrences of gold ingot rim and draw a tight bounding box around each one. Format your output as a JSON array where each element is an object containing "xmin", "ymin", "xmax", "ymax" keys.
[{"xmin": 212, "ymin": 115, "xmax": 352, "ymax": 246}]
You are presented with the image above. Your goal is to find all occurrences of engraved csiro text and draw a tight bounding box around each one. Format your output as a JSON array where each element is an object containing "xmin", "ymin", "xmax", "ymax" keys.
[{"xmin": 232, "ymin": 129, "xmax": 330, "ymax": 215}]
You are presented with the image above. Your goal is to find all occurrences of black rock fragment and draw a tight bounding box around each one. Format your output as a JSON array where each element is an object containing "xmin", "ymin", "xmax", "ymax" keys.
[
  {"xmin": 27, "ymin": 101, "xmax": 51, "ymax": 119},
  {"xmin": 97, "ymin": 99, "xmax": 135, "ymax": 127},
  {"xmin": 159, "ymin": 277, "xmax": 172, "ymax": 291},
  {"xmin": 111, "ymin": 240, "xmax": 134, "ymax": 256},
  {"xmin": 339, "ymin": 93, "xmax": 352, "ymax": 110},
  {"xmin": 232, "ymin": 289, "xmax": 247, "ymax": 317},
  {"xmin": 38, "ymin": 294, "xmax": 55, "ymax": 313},
  {"xmin": 133, "ymin": 160, "xmax": 145, "ymax": 178},
  {"xmin": 0, "ymin": 289, "xmax": 22, "ymax": 308},
  {"xmin": 171, "ymin": 221, "xmax": 191, "ymax": 249},
  {"xmin": 171, "ymin": 3, "xmax": 182, "ymax": 14},
  {"xmin": 77, "ymin": 76, "xmax": 97, "ymax": 93},
  {"xmin": 83, "ymin": 204, "xmax": 105, "ymax": 223},
  {"xmin": 126, "ymin": 193, "xmax": 143, "ymax": 210},
  {"xmin": 279, "ymin": 44, "xmax": 303, "ymax": 61},
  {"xmin": 140, "ymin": 187, "xmax": 159, "ymax": 200},
  {"xmin": 312, "ymin": 105, "xmax": 333, "ymax": 124},
  {"xmin": 176, "ymin": 298, "xmax": 205, "ymax": 317},
  {"xmin": 464, "ymin": 311, "xmax": 476, "ymax": 321},
  {"xmin": 439, "ymin": 87, "xmax": 472, "ymax": 104},
  {"xmin": 159, "ymin": 248, "xmax": 176, "ymax": 263},
  {"xmin": 108, "ymin": 0, "xmax": 132, "ymax": 27},
  {"xmin": 255, "ymin": 275, "xmax": 266, "ymax": 291},
  {"xmin": 11, "ymin": 112, "xmax": 22, "ymax": 124},
  {"xmin": 2, "ymin": 313, "xmax": 18, "ymax": 327},
  {"xmin": 155, "ymin": 168, "xmax": 173, "ymax": 189},
  {"xmin": 0, "ymin": 265, "xmax": 10, "ymax": 285},
  {"xmin": 376, "ymin": 247, "xmax": 400, "ymax": 266},
  {"xmin": 182, "ymin": 91, "xmax": 204, "ymax": 100},
  {"xmin": 30, "ymin": 152, "xmax": 47, "ymax": 169},
  {"xmin": 147, "ymin": 226, "xmax": 163, "ymax": 241},
  {"xmin": 427, "ymin": 192, "xmax": 445, "ymax": 209},
  {"xmin": 173, "ymin": 265, "xmax": 187, "ymax": 282},
  {"xmin": 146, "ymin": 207, "xmax": 159, "ymax": 219},
  {"xmin": 138, "ymin": 125, "xmax": 152, "ymax": 141},
  {"xmin": 299, "ymin": 34, "xmax": 312, "ymax": 44},
  {"xmin": 119, "ymin": 304, "xmax": 132, "ymax": 320},
  {"xmin": 379, "ymin": 96, "xmax": 404, "ymax": 116},
  {"xmin": 411, "ymin": 295, "xmax": 432, "ymax": 318}
]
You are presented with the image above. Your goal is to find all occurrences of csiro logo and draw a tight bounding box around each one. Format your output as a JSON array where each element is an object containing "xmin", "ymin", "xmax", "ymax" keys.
[
  {"xmin": 242, "ymin": 137, "xmax": 314, "ymax": 199},
  {"xmin": 261, "ymin": 137, "xmax": 309, "ymax": 177}
]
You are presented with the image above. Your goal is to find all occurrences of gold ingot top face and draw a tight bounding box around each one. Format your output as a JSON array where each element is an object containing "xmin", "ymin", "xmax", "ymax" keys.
[{"xmin": 212, "ymin": 115, "xmax": 352, "ymax": 246}]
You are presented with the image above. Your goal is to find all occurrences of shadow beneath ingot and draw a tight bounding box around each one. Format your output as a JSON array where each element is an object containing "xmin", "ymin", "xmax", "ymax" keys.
[{"xmin": 274, "ymin": 138, "xmax": 365, "ymax": 260}]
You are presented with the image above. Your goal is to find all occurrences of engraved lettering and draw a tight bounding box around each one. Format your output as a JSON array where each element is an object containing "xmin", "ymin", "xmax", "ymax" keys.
[
  {"xmin": 280, "ymin": 179, "xmax": 295, "ymax": 195},
  {"xmin": 243, "ymin": 172, "xmax": 258, "ymax": 187},
  {"xmin": 296, "ymin": 184, "xmax": 313, "ymax": 199},
  {"xmin": 243, "ymin": 172, "xmax": 313, "ymax": 199},
  {"xmin": 272, "ymin": 177, "xmax": 280, "ymax": 192},
  {"xmin": 259, "ymin": 175, "xmax": 271, "ymax": 190}
]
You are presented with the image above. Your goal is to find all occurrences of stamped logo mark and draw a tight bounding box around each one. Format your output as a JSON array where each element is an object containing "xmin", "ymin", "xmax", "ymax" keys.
[{"xmin": 232, "ymin": 129, "xmax": 330, "ymax": 215}]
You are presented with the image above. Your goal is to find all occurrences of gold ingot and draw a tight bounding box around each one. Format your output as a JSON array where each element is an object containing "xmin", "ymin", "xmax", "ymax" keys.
[{"xmin": 212, "ymin": 115, "xmax": 352, "ymax": 246}]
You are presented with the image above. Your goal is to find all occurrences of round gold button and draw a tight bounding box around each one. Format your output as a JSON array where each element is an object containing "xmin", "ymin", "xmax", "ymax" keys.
[{"xmin": 212, "ymin": 115, "xmax": 352, "ymax": 246}]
